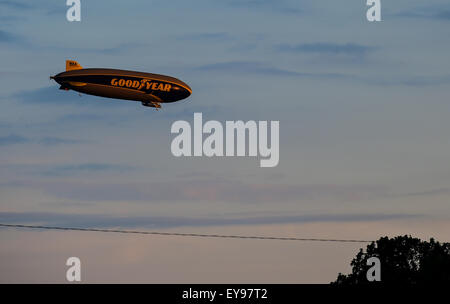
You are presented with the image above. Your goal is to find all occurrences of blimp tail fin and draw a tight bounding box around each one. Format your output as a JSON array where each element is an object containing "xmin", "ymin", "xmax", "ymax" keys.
[{"xmin": 66, "ymin": 60, "xmax": 83, "ymax": 71}]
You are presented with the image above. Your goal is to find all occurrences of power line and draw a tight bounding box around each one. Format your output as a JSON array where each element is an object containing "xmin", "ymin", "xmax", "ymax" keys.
[{"xmin": 0, "ymin": 223, "xmax": 371, "ymax": 243}]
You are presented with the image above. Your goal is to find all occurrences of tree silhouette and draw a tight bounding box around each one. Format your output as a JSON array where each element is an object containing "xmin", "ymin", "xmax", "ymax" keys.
[{"xmin": 333, "ymin": 235, "xmax": 450, "ymax": 284}]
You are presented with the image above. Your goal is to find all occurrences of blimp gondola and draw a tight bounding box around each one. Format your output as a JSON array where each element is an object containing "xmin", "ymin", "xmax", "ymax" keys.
[{"xmin": 51, "ymin": 60, "xmax": 192, "ymax": 109}]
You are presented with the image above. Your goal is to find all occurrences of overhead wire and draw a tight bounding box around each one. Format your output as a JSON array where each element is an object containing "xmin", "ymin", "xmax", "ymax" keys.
[{"xmin": 0, "ymin": 223, "xmax": 372, "ymax": 243}]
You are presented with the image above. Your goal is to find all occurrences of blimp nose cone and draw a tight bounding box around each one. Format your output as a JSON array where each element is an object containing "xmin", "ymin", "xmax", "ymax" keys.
[
  {"xmin": 180, "ymin": 84, "xmax": 192, "ymax": 98},
  {"xmin": 172, "ymin": 84, "xmax": 192, "ymax": 101},
  {"xmin": 183, "ymin": 88, "xmax": 192, "ymax": 98}
]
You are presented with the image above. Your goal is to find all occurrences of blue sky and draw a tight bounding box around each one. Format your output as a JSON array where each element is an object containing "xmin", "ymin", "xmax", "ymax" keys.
[{"xmin": 1, "ymin": 0, "xmax": 450, "ymax": 282}]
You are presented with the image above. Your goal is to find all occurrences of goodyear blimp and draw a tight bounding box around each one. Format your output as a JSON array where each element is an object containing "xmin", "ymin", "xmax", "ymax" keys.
[{"xmin": 51, "ymin": 60, "xmax": 192, "ymax": 109}]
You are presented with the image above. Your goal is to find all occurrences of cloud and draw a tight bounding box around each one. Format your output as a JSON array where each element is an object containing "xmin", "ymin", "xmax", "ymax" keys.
[
  {"xmin": 96, "ymin": 42, "xmax": 149, "ymax": 55},
  {"xmin": 436, "ymin": 11, "xmax": 450, "ymax": 20},
  {"xmin": 196, "ymin": 61, "xmax": 298, "ymax": 76},
  {"xmin": 14, "ymin": 87, "xmax": 86, "ymax": 104},
  {"xmin": 0, "ymin": 0, "xmax": 67, "ymax": 15},
  {"xmin": 156, "ymin": 104, "xmax": 232, "ymax": 121},
  {"xmin": 0, "ymin": 27, "xmax": 145, "ymax": 53},
  {"xmin": 194, "ymin": 61, "xmax": 353, "ymax": 80},
  {"xmin": 395, "ymin": 7, "xmax": 450, "ymax": 21},
  {"xmin": 38, "ymin": 137, "xmax": 86, "ymax": 146},
  {"xmin": 13, "ymin": 86, "xmax": 128, "ymax": 108},
  {"xmin": 0, "ymin": 211, "xmax": 422, "ymax": 229},
  {"xmin": 0, "ymin": 162, "xmax": 132, "ymax": 179},
  {"xmin": 277, "ymin": 42, "xmax": 376, "ymax": 57},
  {"xmin": 0, "ymin": 134, "xmax": 86, "ymax": 147},
  {"xmin": 56, "ymin": 113, "xmax": 105, "ymax": 122},
  {"xmin": 0, "ymin": 134, "xmax": 29, "ymax": 146},
  {"xmin": 276, "ymin": 42, "xmax": 378, "ymax": 65},
  {"xmin": 29, "ymin": 41, "xmax": 150, "ymax": 55},
  {"xmin": 7, "ymin": 179, "xmax": 388, "ymax": 203},
  {"xmin": 0, "ymin": 122, "xmax": 12, "ymax": 129},
  {"xmin": 399, "ymin": 75, "xmax": 450, "ymax": 86},
  {"xmin": 195, "ymin": 61, "xmax": 450, "ymax": 87},
  {"xmin": 42, "ymin": 163, "xmax": 133, "ymax": 177},
  {"xmin": 0, "ymin": 15, "xmax": 24, "ymax": 25},
  {"xmin": 0, "ymin": 30, "xmax": 23, "ymax": 44},
  {"xmin": 0, "ymin": 0, "xmax": 33, "ymax": 10},
  {"xmin": 370, "ymin": 74, "xmax": 450, "ymax": 87},
  {"xmin": 225, "ymin": 0, "xmax": 303, "ymax": 15},
  {"xmin": 176, "ymin": 32, "xmax": 233, "ymax": 43},
  {"xmin": 400, "ymin": 188, "xmax": 450, "ymax": 198},
  {"xmin": 59, "ymin": 42, "xmax": 150, "ymax": 55}
]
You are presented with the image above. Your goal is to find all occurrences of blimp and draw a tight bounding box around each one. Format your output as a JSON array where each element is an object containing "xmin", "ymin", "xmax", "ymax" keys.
[{"xmin": 50, "ymin": 60, "xmax": 192, "ymax": 109}]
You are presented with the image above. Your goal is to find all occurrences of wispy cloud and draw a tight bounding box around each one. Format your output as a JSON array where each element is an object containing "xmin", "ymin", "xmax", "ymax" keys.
[
  {"xmin": 50, "ymin": 42, "xmax": 151, "ymax": 55},
  {"xmin": 436, "ymin": 11, "xmax": 450, "ymax": 20},
  {"xmin": 0, "ymin": 134, "xmax": 86, "ymax": 147},
  {"xmin": 370, "ymin": 74, "xmax": 450, "ymax": 87},
  {"xmin": 0, "ymin": 30, "xmax": 24, "ymax": 45},
  {"xmin": 195, "ymin": 60, "xmax": 450, "ymax": 87},
  {"xmin": 0, "ymin": 122, "xmax": 12, "ymax": 129},
  {"xmin": 194, "ymin": 61, "xmax": 353, "ymax": 80},
  {"xmin": 0, "ymin": 30, "xmax": 15, "ymax": 42},
  {"xmin": 0, "ymin": 211, "xmax": 422, "ymax": 229},
  {"xmin": 0, "ymin": 0, "xmax": 33, "ymax": 10},
  {"xmin": 38, "ymin": 137, "xmax": 86, "ymax": 146},
  {"xmin": 7, "ymin": 179, "xmax": 388, "ymax": 203},
  {"xmin": 56, "ymin": 113, "xmax": 105, "ymax": 122},
  {"xmin": 395, "ymin": 6, "xmax": 450, "ymax": 21},
  {"xmin": 0, "ymin": 134, "xmax": 29, "ymax": 146},
  {"xmin": 42, "ymin": 163, "xmax": 133, "ymax": 177},
  {"xmin": 176, "ymin": 32, "xmax": 233, "ymax": 43},
  {"xmin": 277, "ymin": 42, "xmax": 376, "ymax": 57},
  {"xmin": 400, "ymin": 188, "xmax": 450, "ymax": 198},
  {"xmin": 95, "ymin": 42, "xmax": 149, "ymax": 55},
  {"xmin": 0, "ymin": 0, "xmax": 67, "ymax": 15},
  {"xmin": 13, "ymin": 86, "xmax": 127, "ymax": 107},
  {"xmin": 225, "ymin": 0, "xmax": 303, "ymax": 15}
]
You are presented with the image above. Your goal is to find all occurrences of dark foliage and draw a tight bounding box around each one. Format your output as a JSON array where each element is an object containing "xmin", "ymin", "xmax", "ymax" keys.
[{"xmin": 333, "ymin": 235, "xmax": 450, "ymax": 284}]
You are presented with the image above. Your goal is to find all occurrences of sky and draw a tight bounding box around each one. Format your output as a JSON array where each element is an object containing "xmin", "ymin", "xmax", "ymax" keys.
[{"xmin": 1, "ymin": 0, "xmax": 450, "ymax": 283}]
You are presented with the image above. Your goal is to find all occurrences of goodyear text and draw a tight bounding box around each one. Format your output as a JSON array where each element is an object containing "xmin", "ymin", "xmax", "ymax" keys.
[{"xmin": 111, "ymin": 78, "xmax": 172, "ymax": 92}]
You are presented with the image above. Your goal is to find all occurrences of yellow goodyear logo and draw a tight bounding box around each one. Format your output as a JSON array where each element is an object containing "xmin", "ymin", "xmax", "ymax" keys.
[{"xmin": 111, "ymin": 78, "xmax": 171, "ymax": 92}]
